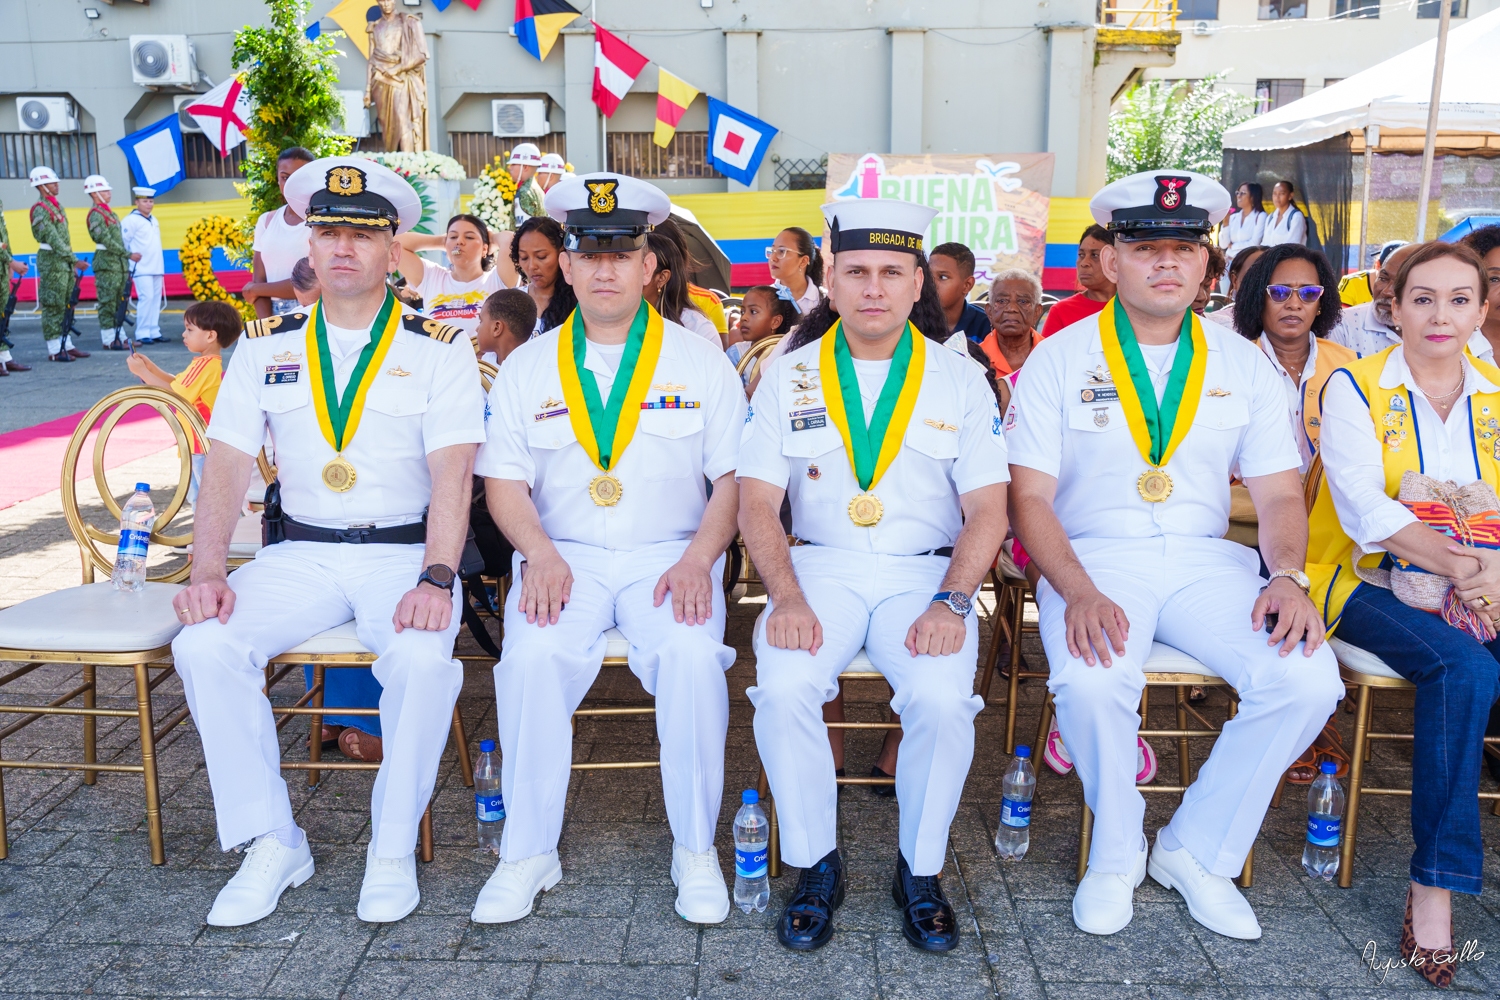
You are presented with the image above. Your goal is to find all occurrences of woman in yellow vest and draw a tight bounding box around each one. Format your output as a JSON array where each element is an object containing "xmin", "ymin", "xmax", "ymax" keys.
[{"xmin": 1309, "ymin": 241, "xmax": 1500, "ymax": 987}]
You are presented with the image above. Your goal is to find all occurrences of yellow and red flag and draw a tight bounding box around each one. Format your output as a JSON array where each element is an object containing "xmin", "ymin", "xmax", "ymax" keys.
[{"xmin": 653, "ymin": 68, "xmax": 700, "ymax": 148}]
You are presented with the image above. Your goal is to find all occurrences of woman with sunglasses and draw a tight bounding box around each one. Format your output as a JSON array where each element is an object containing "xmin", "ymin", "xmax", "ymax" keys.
[{"xmin": 766, "ymin": 227, "xmax": 824, "ymax": 317}]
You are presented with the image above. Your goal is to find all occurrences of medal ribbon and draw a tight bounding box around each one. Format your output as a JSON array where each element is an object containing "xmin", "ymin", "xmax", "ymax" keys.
[
  {"xmin": 556, "ymin": 300, "xmax": 664, "ymax": 471},
  {"xmin": 820, "ymin": 319, "xmax": 926, "ymax": 491},
  {"xmin": 306, "ymin": 291, "xmax": 400, "ymax": 454},
  {"xmin": 1098, "ymin": 297, "xmax": 1207, "ymax": 469}
]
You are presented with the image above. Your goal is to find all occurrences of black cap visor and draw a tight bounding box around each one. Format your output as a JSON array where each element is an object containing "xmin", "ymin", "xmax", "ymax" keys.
[{"xmin": 563, "ymin": 227, "xmax": 650, "ymax": 252}]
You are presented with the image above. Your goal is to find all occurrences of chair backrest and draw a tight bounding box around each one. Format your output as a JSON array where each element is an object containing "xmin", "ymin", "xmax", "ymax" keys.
[
  {"xmin": 478, "ymin": 359, "xmax": 499, "ymax": 394},
  {"xmin": 735, "ymin": 334, "xmax": 783, "ymax": 387},
  {"xmin": 1303, "ymin": 453, "xmax": 1324, "ymax": 517},
  {"xmin": 61, "ymin": 386, "xmax": 209, "ymax": 584}
]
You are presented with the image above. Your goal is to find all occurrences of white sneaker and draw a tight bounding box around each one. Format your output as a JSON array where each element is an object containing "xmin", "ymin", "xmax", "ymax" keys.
[
  {"xmin": 205, "ymin": 834, "xmax": 314, "ymax": 927},
  {"xmin": 1071, "ymin": 838, "xmax": 1147, "ymax": 935},
  {"xmin": 1148, "ymin": 834, "xmax": 1262, "ymax": 940},
  {"xmin": 471, "ymin": 850, "xmax": 563, "ymax": 924},
  {"xmin": 356, "ymin": 842, "xmax": 420, "ymax": 924},
  {"xmin": 1043, "ymin": 719, "xmax": 1074, "ymax": 775},
  {"xmin": 669, "ymin": 842, "xmax": 730, "ymax": 924},
  {"xmin": 1136, "ymin": 738, "xmax": 1158, "ymax": 784}
]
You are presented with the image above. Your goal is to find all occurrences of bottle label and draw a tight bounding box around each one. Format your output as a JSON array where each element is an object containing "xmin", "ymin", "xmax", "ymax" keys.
[
  {"xmin": 117, "ymin": 527, "xmax": 148, "ymax": 560},
  {"xmin": 735, "ymin": 845, "xmax": 767, "ymax": 879},
  {"xmin": 1306, "ymin": 814, "xmax": 1340, "ymax": 848},
  {"xmin": 1000, "ymin": 797, "xmax": 1032, "ymax": 828},
  {"xmin": 475, "ymin": 792, "xmax": 504, "ymax": 822}
]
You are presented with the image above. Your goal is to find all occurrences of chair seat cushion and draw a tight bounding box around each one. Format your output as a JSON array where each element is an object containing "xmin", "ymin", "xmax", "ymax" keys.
[
  {"xmin": 1142, "ymin": 642, "xmax": 1223, "ymax": 681},
  {"xmin": 0, "ymin": 582, "xmax": 185, "ymax": 653},
  {"xmin": 604, "ymin": 627, "xmax": 629, "ymax": 660},
  {"xmin": 279, "ymin": 620, "xmax": 373, "ymax": 657},
  {"xmin": 1329, "ymin": 637, "xmax": 1405, "ymax": 681},
  {"xmin": 228, "ymin": 512, "xmax": 263, "ymax": 560}
]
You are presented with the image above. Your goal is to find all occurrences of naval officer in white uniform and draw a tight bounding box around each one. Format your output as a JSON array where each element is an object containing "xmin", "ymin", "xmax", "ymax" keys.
[
  {"xmin": 474, "ymin": 174, "xmax": 745, "ymax": 925},
  {"xmin": 1005, "ymin": 170, "xmax": 1342, "ymax": 940},
  {"xmin": 740, "ymin": 198, "xmax": 1009, "ymax": 953},
  {"xmin": 171, "ymin": 157, "xmax": 486, "ymax": 927}
]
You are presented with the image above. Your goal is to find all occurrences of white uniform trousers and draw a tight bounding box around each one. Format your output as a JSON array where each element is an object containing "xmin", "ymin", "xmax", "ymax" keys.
[
  {"xmin": 494, "ymin": 538, "xmax": 734, "ymax": 862},
  {"xmin": 1036, "ymin": 535, "xmax": 1342, "ymax": 878},
  {"xmin": 747, "ymin": 546, "xmax": 984, "ymax": 877},
  {"xmin": 172, "ymin": 540, "xmax": 464, "ymax": 857},
  {"xmin": 132, "ymin": 274, "xmax": 163, "ymax": 341}
]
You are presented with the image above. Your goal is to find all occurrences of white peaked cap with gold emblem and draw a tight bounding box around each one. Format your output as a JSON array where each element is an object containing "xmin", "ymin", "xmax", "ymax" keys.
[
  {"xmin": 544, "ymin": 172, "xmax": 672, "ymax": 252},
  {"xmin": 283, "ymin": 156, "xmax": 423, "ymax": 235},
  {"xmin": 1089, "ymin": 170, "xmax": 1231, "ymax": 242},
  {"xmin": 821, "ymin": 198, "xmax": 938, "ymax": 256}
]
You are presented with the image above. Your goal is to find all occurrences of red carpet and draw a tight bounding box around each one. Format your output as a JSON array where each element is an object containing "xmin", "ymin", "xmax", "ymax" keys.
[{"xmin": 0, "ymin": 406, "xmax": 180, "ymax": 510}]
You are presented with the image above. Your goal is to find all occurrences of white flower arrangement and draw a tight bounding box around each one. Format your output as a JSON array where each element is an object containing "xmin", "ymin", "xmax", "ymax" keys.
[
  {"xmin": 354, "ymin": 150, "xmax": 467, "ymax": 181},
  {"xmin": 469, "ymin": 170, "xmax": 513, "ymax": 233}
]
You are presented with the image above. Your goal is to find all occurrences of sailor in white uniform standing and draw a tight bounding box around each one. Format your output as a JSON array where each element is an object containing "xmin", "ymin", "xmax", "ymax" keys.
[
  {"xmin": 1005, "ymin": 170, "xmax": 1342, "ymax": 941},
  {"xmin": 171, "ymin": 157, "xmax": 485, "ymax": 928},
  {"xmin": 474, "ymin": 174, "xmax": 745, "ymax": 926},
  {"xmin": 120, "ymin": 187, "xmax": 165, "ymax": 343},
  {"xmin": 739, "ymin": 199, "xmax": 1009, "ymax": 953}
]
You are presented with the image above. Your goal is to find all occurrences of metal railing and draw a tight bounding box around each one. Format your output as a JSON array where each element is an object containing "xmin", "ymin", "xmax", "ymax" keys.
[
  {"xmin": 1101, "ymin": 0, "xmax": 1180, "ymax": 29},
  {"xmin": 448, "ymin": 132, "xmax": 567, "ymax": 180},
  {"xmin": 607, "ymin": 132, "xmax": 720, "ymax": 180},
  {"xmin": 183, "ymin": 132, "xmax": 247, "ymax": 180},
  {"xmin": 0, "ymin": 132, "xmax": 98, "ymax": 179}
]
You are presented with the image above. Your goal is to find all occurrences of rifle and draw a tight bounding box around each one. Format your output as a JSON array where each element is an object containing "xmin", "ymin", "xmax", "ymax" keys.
[
  {"xmin": 0, "ymin": 277, "xmax": 18, "ymax": 349},
  {"xmin": 62, "ymin": 268, "xmax": 84, "ymax": 340}
]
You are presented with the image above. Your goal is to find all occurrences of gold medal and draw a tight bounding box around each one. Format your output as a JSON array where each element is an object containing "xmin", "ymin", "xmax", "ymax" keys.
[
  {"xmin": 1137, "ymin": 469, "xmax": 1173, "ymax": 503},
  {"xmin": 322, "ymin": 456, "xmax": 357, "ymax": 493},
  {"xmin": 589, "ymin": 473, "xmax": 623, "ymax": 507},
  {"xmin": 847, "ymin": 492, "xmax": 884, "ymax": 526}
]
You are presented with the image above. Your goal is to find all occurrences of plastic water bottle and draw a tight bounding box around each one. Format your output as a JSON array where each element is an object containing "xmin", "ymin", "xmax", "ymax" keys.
[
  {"xmin": 1302, "ymin": 760, "xmax": 1345, "ymax": 880},
  {"xmin": 733, "ymin": 789, "xmax": 770, "ymax": 914},
  {"xmin": 111, "ymin": 483, "xmax": 154, "ymax": 592},
  {"xmin": 474, "ymin": 739, "xmax": 503, "ymax": 855},
  {"xmin": 995, "ymin": 746, "xmax": 1037, "ymax": 860}
]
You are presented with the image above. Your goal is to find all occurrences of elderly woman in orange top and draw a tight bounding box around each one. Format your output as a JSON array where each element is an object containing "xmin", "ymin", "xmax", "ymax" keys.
[{"xmin": 979, "ymin": 268, "xmax": 1045, "ymax": 385}]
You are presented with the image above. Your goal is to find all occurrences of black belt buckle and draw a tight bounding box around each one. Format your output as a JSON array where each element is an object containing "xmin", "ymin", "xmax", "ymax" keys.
[{"xmin": 336, "ymin": 523, "xmax": 377, "ymax": 544}]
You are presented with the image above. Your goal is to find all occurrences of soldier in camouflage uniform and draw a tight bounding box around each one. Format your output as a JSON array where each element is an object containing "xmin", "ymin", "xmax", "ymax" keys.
[
  {"xmin": 28, "ymin": 166, "xmax": 89, "ymax": 361},
  {"xmin": 0, "ymin": 197, "xmax": 33, "ymax": 375},
  {"xmin": 84, "ymin": 175, "xmax": 131, "ymax": 350},
  {"xmin": 508, "ymin": 143, "xmax": 546, "ymax": 227}
]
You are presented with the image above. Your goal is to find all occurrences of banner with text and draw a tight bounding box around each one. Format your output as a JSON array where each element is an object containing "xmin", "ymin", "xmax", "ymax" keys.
[{"xmin": 824, "ymin": 153, "xmax": 1054, "ymax": 285}]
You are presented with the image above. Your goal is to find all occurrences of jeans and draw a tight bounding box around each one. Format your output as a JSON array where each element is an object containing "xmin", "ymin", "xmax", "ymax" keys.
[
  {"xmin": 303, "ymin": 665, "xmax": 384, "ymax": 737},
  {"xmin": 1336, "ymin": 584, "xmax": 1500, "ymax": 894}
]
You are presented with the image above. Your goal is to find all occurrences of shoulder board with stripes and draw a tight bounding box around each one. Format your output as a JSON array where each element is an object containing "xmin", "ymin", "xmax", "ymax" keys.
[
  {"xmin": 401, "ymin": 312, "xmax": 462, "ymax": 344},
  {"xmin": 243, "ymin": 311, "xmax": 309, "ymax": 339}
]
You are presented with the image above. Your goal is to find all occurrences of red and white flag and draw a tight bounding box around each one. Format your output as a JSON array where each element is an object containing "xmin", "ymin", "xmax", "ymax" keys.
[
  {"xmin": 591, "ymin": 22, "xmax": 648, "ymax": 118},
  {"xmin": 185, "ymin": 75, "xmax": 252, "ymax": 156}
]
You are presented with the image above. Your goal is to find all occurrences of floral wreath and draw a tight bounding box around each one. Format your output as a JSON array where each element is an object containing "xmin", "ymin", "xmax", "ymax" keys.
[
  {"xmin": 469, "ymin": 154, "xmax": 520, "ymax": 234},
  {"xmin": 182, "ymin": 215, "xmax": 254, "ymax": 320}
]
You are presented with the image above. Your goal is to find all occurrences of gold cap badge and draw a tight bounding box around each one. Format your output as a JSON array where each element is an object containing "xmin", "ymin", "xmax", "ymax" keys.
[
  {"xmin": 326, "ymin": 166, "xmax": 366, "ymax": 196},
  {"xmin": 587, "ymin": 180, "xmax": 618, "ymax": 216}
]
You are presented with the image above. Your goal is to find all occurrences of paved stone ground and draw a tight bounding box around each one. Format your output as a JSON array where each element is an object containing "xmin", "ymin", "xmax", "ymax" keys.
[{"xmin": 1, "ymin": 333, "xmax": 1499, "ymax": 997}]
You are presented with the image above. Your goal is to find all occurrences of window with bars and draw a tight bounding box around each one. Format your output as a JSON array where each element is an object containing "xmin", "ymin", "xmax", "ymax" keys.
[
  {"xmin": 607, "ymin": 132, "xmax": 720, "ymax": 180},
  {"xmin": 1416, "ymin": 0, "xmax": 1465, "ymax": 17},
  {"xmin": 183, "ymin": 133, "xmax": 247, "ymax": 180},
  {"xmin": 448, "ymin": 132, "xmax": 567, "ymax": 179},
  {"xmin": 0, "ymin": 133, "xmax": 98, "ymax": 179},
  {"xmin": 773, "ymin": 158, "xmax": 827, "ymax": 191},
  {"xmin": 1333, "ymin": 0, "xmax": 1379, "ymax": 17},
  {"xmin": 1255, "ymin": 79, "xmax": 1306, "ymax": 114}
]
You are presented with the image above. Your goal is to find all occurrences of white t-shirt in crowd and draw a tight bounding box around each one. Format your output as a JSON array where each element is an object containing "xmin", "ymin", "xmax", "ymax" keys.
[
  {"xmin": 253, "ymin": 208, "xmax": 312, "ymax": 316},
  {"xmin": 412, "ymin": 258, "xmax": 510, "ymax": 339}
]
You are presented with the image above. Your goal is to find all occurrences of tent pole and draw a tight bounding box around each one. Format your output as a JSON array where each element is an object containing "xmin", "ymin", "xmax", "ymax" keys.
[
  {"xmin": 1359, "ymin": 124, "xmax": 1378, "ymax": 271},
  {"xmin": 1414, "ymin": 0, "xmax": 1453, "ymax": 242}
]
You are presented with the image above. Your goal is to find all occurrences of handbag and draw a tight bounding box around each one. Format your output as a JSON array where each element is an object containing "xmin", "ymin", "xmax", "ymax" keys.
[{"xmin": 1354, "ymin": 470, "xmax": 1500, "ymax": 641}]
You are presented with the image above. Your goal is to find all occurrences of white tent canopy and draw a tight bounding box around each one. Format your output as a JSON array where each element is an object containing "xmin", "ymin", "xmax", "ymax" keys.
[{"xmin": 1222, "ymin": 8, "xmax": 1500, "ymax": 151}]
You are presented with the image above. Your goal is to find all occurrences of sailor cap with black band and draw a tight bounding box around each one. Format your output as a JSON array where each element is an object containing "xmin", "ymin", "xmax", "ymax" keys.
[
  {"xmin": 545, "ymin": 172, "xmax": 672, "ymax": 252},
  {"xmin": 1089, "ymin": 169, "xmax": 1231, "ymax": 243},
  {"xmin": 821, "ymin": 198, "xmax": 937, "ymax": 256},
  {"xmin": 283, "ymin": 155, "xmax": 423, "ymax": 236}
]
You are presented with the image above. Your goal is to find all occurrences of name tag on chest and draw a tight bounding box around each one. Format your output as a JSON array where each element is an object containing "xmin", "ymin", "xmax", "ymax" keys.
[
  {"xmin": 265, "ymin": 365, "xmax": 300, "ymax": 385},
  {"xmin": 1080, "ymin": 386, "xmax": 1118, "ymax": 403}
]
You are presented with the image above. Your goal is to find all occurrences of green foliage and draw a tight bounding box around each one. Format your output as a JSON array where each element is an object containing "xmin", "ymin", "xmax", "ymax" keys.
[
  {"xmin": 1107, "ymin": 73, "xmax": 1256, "ymax": 182},
  {"xmin": 233, "ymin": 0, "xmax": 352, "ymax": 223}
]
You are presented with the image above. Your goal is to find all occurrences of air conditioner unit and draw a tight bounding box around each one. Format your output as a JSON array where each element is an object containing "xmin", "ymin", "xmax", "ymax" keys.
[
  {"xmin": 130, "ymin": 35, "xmax": 198, "ymax": 87},
  {"xmin": 491, "ymin": 99, "xmax": 549, "ymax": 138},
  {"xmin": 1193, "ymin": 20, "xmax": 1212, "ymax": 35},
  {"xmin": 16, "ymin": 97, "xmax": 78, "ymax": 134},
  {"xmin": 174, "ymin": 95, "xmax": 203, "ymax": 133},
  {"xmin": 335, "ymin": 90, "xmax": 369, "ymax": 138}
]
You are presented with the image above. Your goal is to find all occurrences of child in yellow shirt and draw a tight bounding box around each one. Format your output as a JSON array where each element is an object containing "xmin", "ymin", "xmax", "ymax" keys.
[{"xmin": 126, "ymin": 300, "xmax": 243, "ymax": 501}]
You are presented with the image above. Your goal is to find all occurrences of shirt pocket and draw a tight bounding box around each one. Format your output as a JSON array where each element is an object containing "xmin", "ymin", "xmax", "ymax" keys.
[
  {"xmin": 901, "ymin": 420, "xmax": 961, "ymax": 500},
  {"xmin": 1065, "ymin": 401, "xmax": 1128, "ymax": 477},
  {"xmin": 526, "ymin": 417, "xmax": 590, "ymax": 486},
  {"xmin": 1192, "ymin": 396, "xmax": 1250, "ymax": 432},
  {"xmin": 261, "ymin": 378, "xmax": 311, "ymax": 414},
  {"xmin": 364, "ymin": 386, "xmax": 430, "ymax": 420},
  {"xmin": 635, "ymin": 411, "xmax": 706, "ymax": 481},
  {"xmin": 781, "ymin": 426, "xmax": 844, "ymax": 502}
]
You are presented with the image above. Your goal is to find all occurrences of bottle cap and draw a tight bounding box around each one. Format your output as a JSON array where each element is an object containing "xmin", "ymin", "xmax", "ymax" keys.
[
  {"xmin": 136, "ymin": 483, "xmax": 150, "ymax": 492},
  {"xmin": 479, "ymin": 739, "xmax": 496, "ymax": 753},
  {"xmin": 1320, "ymin": 760, "xmax": 1337, "ymax": 775},
  {"xmin": 1015, "ymin": 745, "xmax": 1031, "ymax": 759},
  {"xmin": 741, "ymin": 789, "xmax": 758, "ymax": 804}
]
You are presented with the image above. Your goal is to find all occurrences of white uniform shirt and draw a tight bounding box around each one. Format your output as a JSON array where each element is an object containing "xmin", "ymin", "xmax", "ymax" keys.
[
  {"xmin": 1330, "ymin": 302, "xmax": 1495, "ymax": 363},
  {"xmin": 1006, "ymin": 311, "xmax": 1300, "ymax": 541},
  {"xmin": 208, "ymin": 310, "xmax": 487, "ymax": 528},
  {"xmin": 1258, "ymin": 331, "xmax": 1320, "ymax": 472},
  {"xmin": 476, "ymin": 316, "xmax": 745, "ymax": 550},
  {"xmin": 120, "ymin": 210, "xmax": 163, "ymax": 275},
  {"xmin": 412, "ymin": 258, "xmax": 510, "ymax": 340},
  {"xmin": 738, "ymin": 334, "xmax": 1008, "ymax": 555},
  {"xmin": 1218, "ymin": 209, "xmax": 1267, "ymax": 260},
  {"xmin": 1320, "ymin": 346, "xmax": 1500, "ymax": 553},
  {"xmin": 1263, "ymin": 207, "xmax": 1307, "ymax": 247}
]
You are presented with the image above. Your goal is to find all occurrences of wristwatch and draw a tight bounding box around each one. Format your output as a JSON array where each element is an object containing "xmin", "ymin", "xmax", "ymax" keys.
[
  {"xmin": 932, "ymin": 591, "xmax": 973, "ymax": 618},
  {"xmin": 1268, "ymin": 569, "xmax": 1311, "ymax": 593},
  {"xmin": 417, "ymin": 564, "xmax": 457, "ymax": 592}
]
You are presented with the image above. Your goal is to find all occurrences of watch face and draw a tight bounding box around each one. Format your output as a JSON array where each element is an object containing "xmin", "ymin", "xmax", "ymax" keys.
[
  {"xmin": 425, "ymin": 564, "xmax": 455, "ymax": 587},
  {"xmin": 951, "ymin": 592, "xmax": 973, "ymax": 615}
]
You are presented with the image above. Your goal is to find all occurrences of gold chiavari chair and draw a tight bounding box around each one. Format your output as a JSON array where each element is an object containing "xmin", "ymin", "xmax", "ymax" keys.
[
  {"xmin": 734, "ymin": 333, "xmax": 783, "ymax": 387},
  {"xmin": 977, "ymin": 563, "xmax": 1048, "ymax": 753},
  {"xmin": 0, "ymin": 387, "xmax": 207, "ymax": 864}
]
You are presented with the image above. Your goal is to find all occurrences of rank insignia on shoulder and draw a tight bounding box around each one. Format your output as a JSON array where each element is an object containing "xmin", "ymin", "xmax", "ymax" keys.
[
  {"xmin": 402, "ymin": 313, "xmax": 461, "ymax": 343},
  {"xmin": 791, "ymin": 415, "xmax": 827, "ymax": 432},
  {"xmin": 1085, "ymin": 365, "xmax": 1112, "ymax": 385},
  {"xmin": 923, "ymin": 417, "xmax": 959, "ymax": 433},
  {"xmin": 1080, "ymin": 386, "xmax": 1119, "ymax": 403},
  {"xmin": 244, "ymin": 312, "xmax": 308, "ymax": 339},
  {"xmin": 534, "ymin": 406, "xmax": 569, "ymax": 421},
  {"xmin": 651, "ymin": 381, "xmax": 686, "ymax": 392},
  {"xmin": 1207, "ymin": 386, "xmax": 1232, "ymax": 397},
  {"xmin": 386, "ymin": 365, "xmax": 412, "ymax": 377}
]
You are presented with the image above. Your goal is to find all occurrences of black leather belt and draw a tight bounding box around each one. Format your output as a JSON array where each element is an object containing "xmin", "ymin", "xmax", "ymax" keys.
[
  {"xmin": 279, "ymin": 515, "xmax": 426, "ymax": 545},
  {"xmin": 790, "ymin": 538, "xmax": 952, "ymax": 557}
]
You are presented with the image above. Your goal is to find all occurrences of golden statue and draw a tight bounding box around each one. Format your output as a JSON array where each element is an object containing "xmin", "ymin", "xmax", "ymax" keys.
[{"xmin": 365, "ymin": 0, "xmax": 429, "ymax": 152}]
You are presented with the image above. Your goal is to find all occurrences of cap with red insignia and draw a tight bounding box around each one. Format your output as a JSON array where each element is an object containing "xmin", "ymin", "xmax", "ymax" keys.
[{"xmin": 1089, "ymin": 170, "xmax": 1231, "ymax": 243}]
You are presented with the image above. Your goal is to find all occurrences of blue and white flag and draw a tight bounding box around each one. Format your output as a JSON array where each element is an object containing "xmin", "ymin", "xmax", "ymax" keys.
[
  {"xmin": 118, "ymin": 115, "xmax": 185, "ymax": 196},
  {"xmin": 706, "ymin": 97, "xmax": 777, "ymax": 187}
]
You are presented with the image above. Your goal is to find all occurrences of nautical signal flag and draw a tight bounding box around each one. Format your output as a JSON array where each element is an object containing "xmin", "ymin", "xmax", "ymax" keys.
[
  {"xmin": 118, "ymin": 114, "xmax": 186, "ymax": 197},
  {"xmin": 184, "ymin": 75, "xmax": 252, "ymax": 157},
  {"xmin": 514, "ymin": 0, "xmax": 580, "ymax": 61},
  {"xmin": 326, "ymin": 0, "xmax": 378, "ymax": 58},
  {"xmin": 706, "ymin": 97, "xmax": 778, "ymax": 187},
  {"xmin": 653, "ymin": 68, "xmax": 700, "ymax": 148},
  {"xmin": 592, "ymin": 23, "xmax": 648, "ymax": 118}
]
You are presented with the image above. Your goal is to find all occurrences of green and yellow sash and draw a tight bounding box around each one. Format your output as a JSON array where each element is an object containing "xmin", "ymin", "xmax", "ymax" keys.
[
  {"xmin": 306, "ymin": 291, "xmax": 400, "ymax": 456},
  {"xmin": 556, "ymin": 301, "xmax": 664, "ymax": 471},
  {"xmin": 820, "ymin": 319, "xmax": 926, "ymax": 491},
  {"xmin": 1099, "ymin": 297, "xmax": 1208, "ymax": 471}
]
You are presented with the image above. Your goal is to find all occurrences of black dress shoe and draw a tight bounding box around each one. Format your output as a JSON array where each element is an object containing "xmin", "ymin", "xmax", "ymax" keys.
[
  {"xmin": 893, "ymin": 852, "xmax": 959, "ymax": 952},
  {"xmin": 66, "ymin": 347, "xmax": 91, "ymax": 359},
  {"xmin": 104, "ymin": 338, "xmax": 129, "ymax": 351},
  {"xmin": 777, "ymin": 848, "xmax": 844, "ymax": 951},
  {"xmin": 870, "ymin": 764, "xmax": 897, "ymax": 798},
  {"xmin": 5, "ymin": 360, "xmax": 31, "ymax": 372},
  {"xmin": 48, "ymin": 350, "xmax": 73, "ymax": 362}
]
